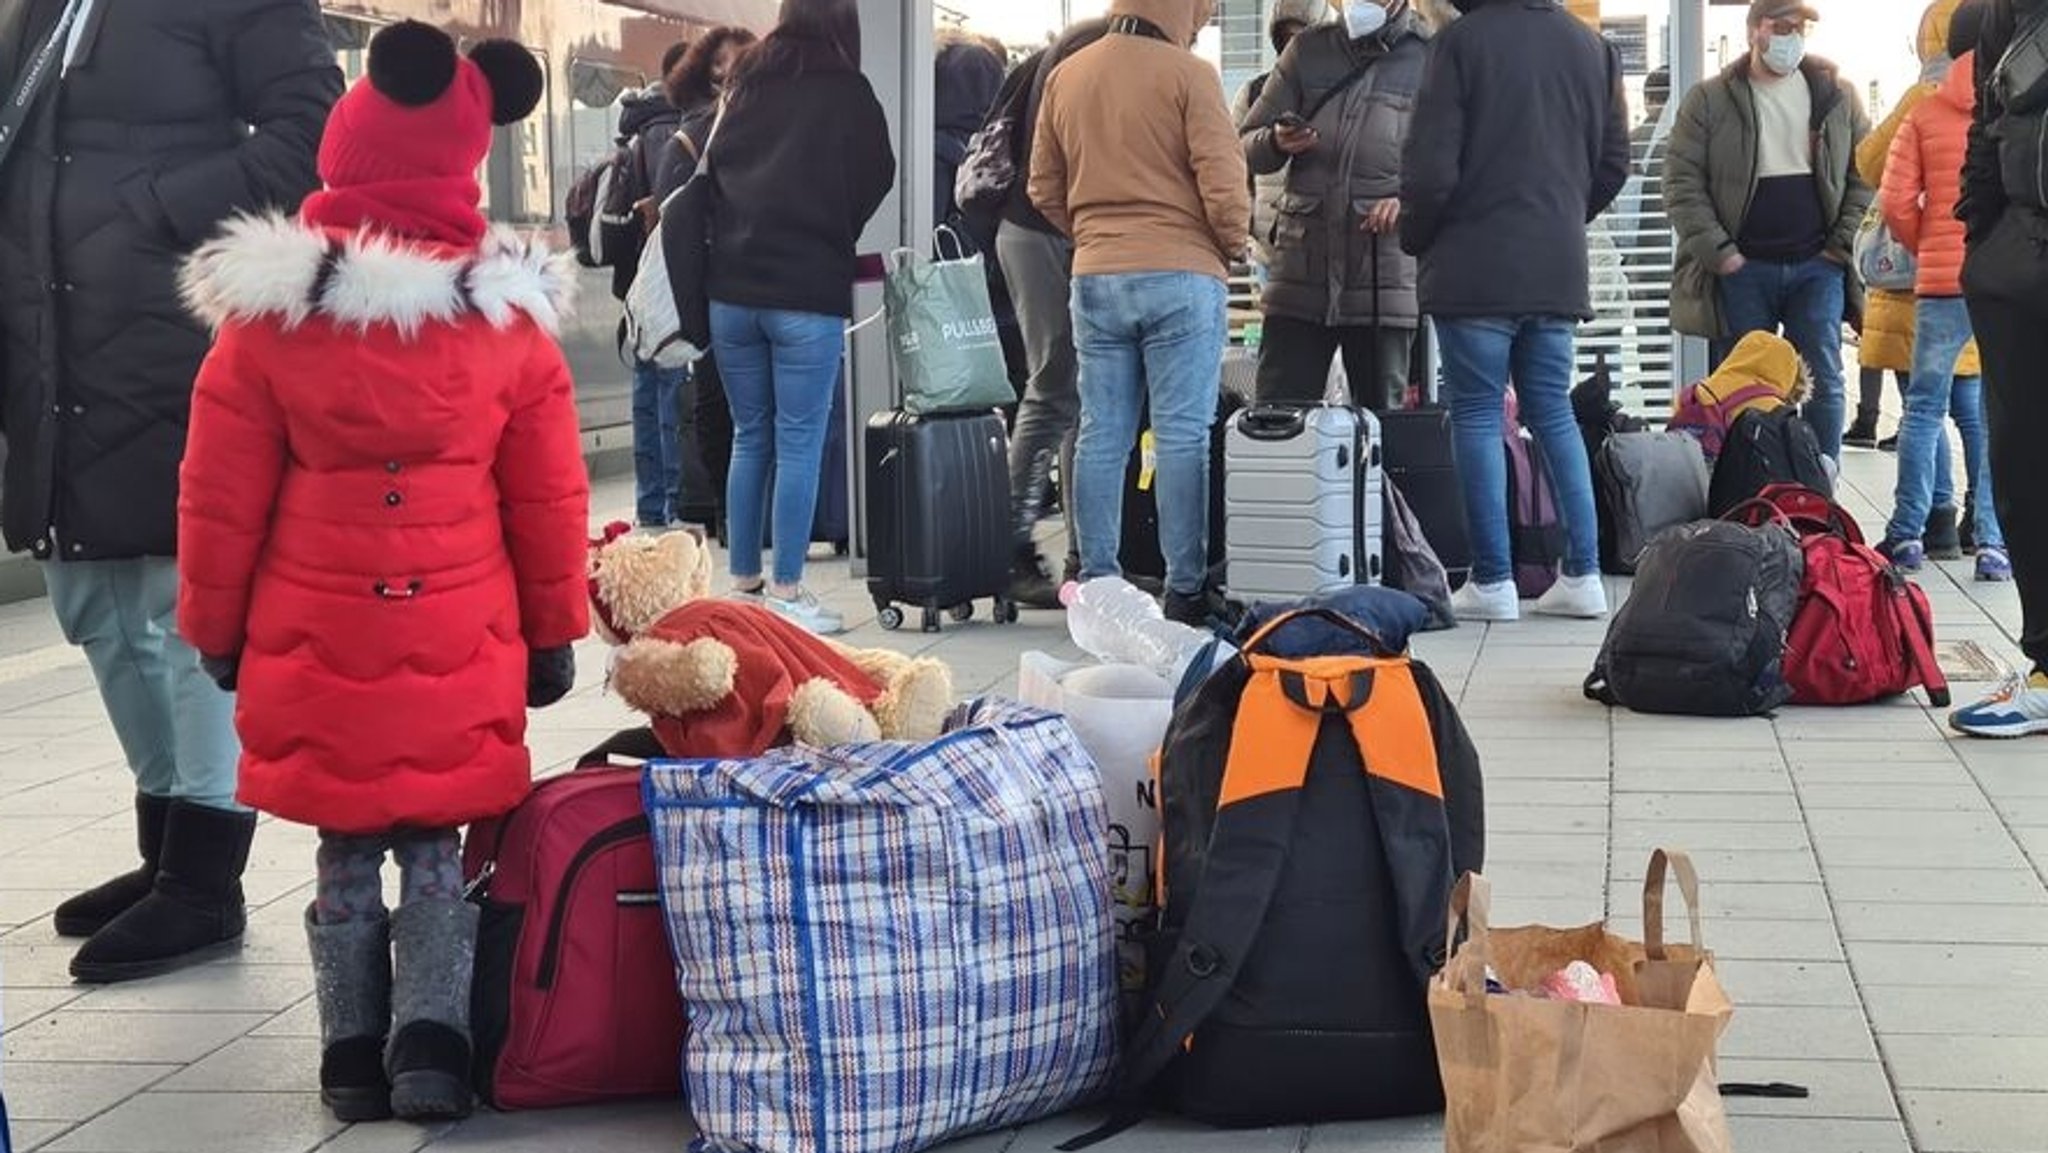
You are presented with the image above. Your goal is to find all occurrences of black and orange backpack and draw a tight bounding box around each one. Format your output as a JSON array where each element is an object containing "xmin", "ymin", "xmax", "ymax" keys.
[{"xmin": 1067, "ymin": 608, "xmax": 1484, "ymax": 1145}]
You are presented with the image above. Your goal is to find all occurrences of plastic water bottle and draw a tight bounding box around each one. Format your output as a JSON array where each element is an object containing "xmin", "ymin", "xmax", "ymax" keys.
[{"xmin": 1060, "ymin": 578, "xmax": 1212, "ymax": 684}]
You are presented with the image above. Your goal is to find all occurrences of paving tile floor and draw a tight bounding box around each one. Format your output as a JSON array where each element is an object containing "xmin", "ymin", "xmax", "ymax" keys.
[{"xmin": 1, "ymin": 447, "xmax": 2042, "ymax": 1153}]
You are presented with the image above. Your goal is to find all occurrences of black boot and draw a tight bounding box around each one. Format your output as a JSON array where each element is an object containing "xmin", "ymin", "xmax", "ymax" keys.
[
  {"xmin": 1843, "ymin": 413, "xmax": 1880, "ymax": 449},
  {"xmin": 69, "ymin": 801, "xmax": 254, "ymax": 984},
  {"xmin": 307, "ymin": 906, "xmax": 393, "ymax": 1122},
  {"xmin": 1927, "ymin": 506, "xmax": 1964, "ymax": 561},
  {"xmin": 1961, "ymin": 494, "xmax": 1978, "ymax": 555},
  {"xmin": 387, "ymin": 899, "xmax": 478, "ymax": 1121},
  {"xmin": 1007, "ymin": 545, "xmax": 1064, "ymax": 611},
  {"xmin": 54, "ymin": 794, "xmax": 171, "ymax": 938},
  {"xmin": 1163, "ymin": 588, "xmax": 1214, "ymax": 629}
]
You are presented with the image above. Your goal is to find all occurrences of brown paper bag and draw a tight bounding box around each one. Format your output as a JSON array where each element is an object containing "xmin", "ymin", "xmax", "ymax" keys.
[{"xmin": 1429, "ymin": 849, "xmax": 1735, "ymax": 1153}]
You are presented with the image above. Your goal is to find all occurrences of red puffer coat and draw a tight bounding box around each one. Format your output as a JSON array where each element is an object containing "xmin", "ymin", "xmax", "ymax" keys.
[
  {"xmin": 1883, "ymin": 52, "xmax": 1977, "ymax": 298},
  {"xmin": 177, "ymin": 216, "xmax": 591, "ymax": 834}
]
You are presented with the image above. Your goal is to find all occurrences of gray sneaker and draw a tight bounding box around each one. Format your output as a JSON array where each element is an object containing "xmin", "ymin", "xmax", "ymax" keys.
[{"xmin": 766, "ymin": 588, "xmax": 845, "ymax": 636}]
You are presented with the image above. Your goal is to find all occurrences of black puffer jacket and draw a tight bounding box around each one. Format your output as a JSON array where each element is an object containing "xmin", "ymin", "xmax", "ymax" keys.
[{"xmin": 0, "ymin": 0, "xmax": 340, "ymax": 561}]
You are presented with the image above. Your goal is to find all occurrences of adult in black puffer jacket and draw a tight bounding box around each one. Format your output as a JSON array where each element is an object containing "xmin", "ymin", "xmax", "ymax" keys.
[
  {"xmin": 1953, "ymin": 0, "xmax": 2048, "ymax": 737},
  {"xmin": 0, "ymin": 0, "xmax": 340, "ymax": 984}
]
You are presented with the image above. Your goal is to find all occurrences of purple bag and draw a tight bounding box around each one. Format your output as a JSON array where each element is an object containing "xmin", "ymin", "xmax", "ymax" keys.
[{"xmin": 1505, "ymin": 390, "xmax": 1565, "ymax": 600}]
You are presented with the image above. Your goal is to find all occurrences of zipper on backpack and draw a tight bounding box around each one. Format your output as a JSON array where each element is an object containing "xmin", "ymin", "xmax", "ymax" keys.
[{"xmin": 533, "ymin": 814, "xmax": 653, "ymax": 989}]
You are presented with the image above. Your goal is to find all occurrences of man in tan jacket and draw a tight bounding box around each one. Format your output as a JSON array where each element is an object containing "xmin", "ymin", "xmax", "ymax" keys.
[{"xmin": 1029, "ymin": 0, "xmax": 1249, "ymax": 623}]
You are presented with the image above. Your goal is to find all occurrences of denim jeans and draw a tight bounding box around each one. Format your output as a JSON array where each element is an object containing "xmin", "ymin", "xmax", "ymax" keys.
[
  {"xmin": 631, "ymin": 359, "xmax": 688, "ymax": 527},
  {"xmin": 1436, "ymin": 316, "xmax": 1601, "ymax": 585},
  {"xmin": 1890, "ymin": 296, "xmax": 2005, "ymax": 550},
  {"xmin": 1711, "ymin": 255, "xmax": 1850, "ymax": 459},
  {"xmin": 41, "ymin": 557, "xmax": 242, "ymax": 810},
  {"xmin": 1071, "ymin": 272, "xmax": 1228, "ymax": 597},
  {"xmin": 710, "ymin": 301, "xmax": 844, "ymax": 588}
]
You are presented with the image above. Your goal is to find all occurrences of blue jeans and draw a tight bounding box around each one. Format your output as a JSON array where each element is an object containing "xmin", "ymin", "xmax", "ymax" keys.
[
  {"xmin": 631, "ymin": 359, "xmax": 688, "ymax": 527},
  {"xmin": 1712, "ymin": 255, "xmax": 1850, "ymax": 459},
  {"xmin": 1071, "ymin": 272, "xmax": 1228, "ymax": 597},
  {"xmin": 1890, "ymin": 297, "xmax": 2004, "ymax": 550},
  {"xmin": 1437, "ymin": 317, "xmax": 1601, "ymax": 585},
  {"xmin": 709, "ymin": 301, "xmax": 843, "ymax": 588},
  {"xmin": 41, "ymin": 557, "xmax": 241, "ymax": 810}
]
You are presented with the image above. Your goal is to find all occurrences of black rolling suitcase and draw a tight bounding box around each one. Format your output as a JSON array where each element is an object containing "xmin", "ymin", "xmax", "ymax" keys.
[
  {"xmin": 1379, "ymin": 408, "xmax": 1471, "ymax": 588},
  {"xmin": 865, "ymin": 410, "xmax": 1018, "ymax": 633},
  {"xmin": 1120, "ymin": 389, "xmax": 1241, "ymax": 589}
]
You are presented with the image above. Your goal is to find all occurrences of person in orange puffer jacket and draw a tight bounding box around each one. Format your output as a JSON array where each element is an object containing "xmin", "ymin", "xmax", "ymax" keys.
[
  {"xmin": 1878, "ymin": 7, "xmax": 2011, "ymax": 583},
  {"xmin": 1852, "ymin": 0, "xmax": 1984, "ymax": 465}
]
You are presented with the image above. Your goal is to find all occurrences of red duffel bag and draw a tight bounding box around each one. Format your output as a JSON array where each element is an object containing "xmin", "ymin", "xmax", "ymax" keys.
[
  {"xmin": 464, "ymin": 730, "xmax": 686, "ymax": 1110},
  {"xmin": 1725, "ymin": 485, "xmax": 1951, "ymax": 709}
]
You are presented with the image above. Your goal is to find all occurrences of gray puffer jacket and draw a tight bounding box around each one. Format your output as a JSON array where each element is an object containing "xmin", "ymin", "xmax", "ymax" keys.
[{"xmin": 1242, "ymin": 14, "xmax": 1430, "ymax": 329}]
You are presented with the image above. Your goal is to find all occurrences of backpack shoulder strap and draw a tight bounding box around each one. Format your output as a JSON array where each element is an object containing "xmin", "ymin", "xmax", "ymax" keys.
[{"xmin": 1890, "ymin": 578, "xmax": 1952, "ymax": 708}]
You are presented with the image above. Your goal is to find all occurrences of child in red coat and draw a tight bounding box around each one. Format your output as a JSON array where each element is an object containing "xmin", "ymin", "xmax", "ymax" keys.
[{"xmin": 175, "ymin": 23, "xmax": 590, "ymax": 1123}]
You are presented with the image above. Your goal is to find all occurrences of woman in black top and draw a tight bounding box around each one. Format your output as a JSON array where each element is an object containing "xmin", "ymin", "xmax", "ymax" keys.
[{"xmin": 705, "ymin": 0, "xmax": 895, "ymax": 636}]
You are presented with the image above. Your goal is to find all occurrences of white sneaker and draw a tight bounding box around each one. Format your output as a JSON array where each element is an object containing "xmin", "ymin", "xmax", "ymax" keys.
[
  {"xmin": 1534, "ymin": 573, "xmax": 1609, "ymax": 619},
  {"xmin": 765, "ymin": 588, "xmax": 845, "ymax": 636},
  {"xmin": 1451, "ymin": 579, "xmax": 1520, "ymax": 623}
]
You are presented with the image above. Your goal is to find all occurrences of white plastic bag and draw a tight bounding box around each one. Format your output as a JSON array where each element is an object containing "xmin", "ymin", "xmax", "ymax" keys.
[{"xmin": 1018, "ymin": 652, "xmax": 1175, "ymax": 996}]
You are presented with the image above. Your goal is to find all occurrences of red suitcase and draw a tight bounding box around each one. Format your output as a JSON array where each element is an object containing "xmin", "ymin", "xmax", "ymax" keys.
[{"xmin": 465, "ymin": 734, "xmax": 684, "ymax": 1109}]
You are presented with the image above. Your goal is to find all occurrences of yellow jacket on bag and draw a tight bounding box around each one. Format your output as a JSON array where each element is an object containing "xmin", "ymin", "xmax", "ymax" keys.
[{"xmin": 1855, "ymin": 0, "xmax": 1981, "ymax": 376}]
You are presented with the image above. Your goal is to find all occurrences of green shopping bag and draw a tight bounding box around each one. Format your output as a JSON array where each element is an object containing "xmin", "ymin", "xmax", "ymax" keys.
[{"xmin": 885, "ymin": 229, "xmax": 1014, "ymax": 414}]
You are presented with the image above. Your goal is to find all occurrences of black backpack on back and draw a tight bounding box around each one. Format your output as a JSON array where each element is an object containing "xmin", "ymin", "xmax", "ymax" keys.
[
  {"xmin": 1586, "ymin": 519, "xmax": 1804, "ymax": 717},
  {"xmin": 1707, "ymin": 407, "xmax": 1831, "ymax": 518}
]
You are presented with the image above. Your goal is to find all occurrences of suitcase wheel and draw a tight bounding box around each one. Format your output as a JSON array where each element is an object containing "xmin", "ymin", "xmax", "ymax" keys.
[
  {"xmin": 948, "ymin": 602, "xmax": 975, "ymax": 624},
  {"xmin": 877, "ymin": 604, "xmax": 906, "ymax": 631},
  {"xmin": 921, "ymin": 607, "xmax": 943, "ymax": 634}
]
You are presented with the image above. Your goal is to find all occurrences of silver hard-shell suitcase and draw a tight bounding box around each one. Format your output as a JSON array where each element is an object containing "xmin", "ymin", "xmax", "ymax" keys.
[{"xmin": 1224, "ymin": 405, "xmax": 1385, "ymax": 605}]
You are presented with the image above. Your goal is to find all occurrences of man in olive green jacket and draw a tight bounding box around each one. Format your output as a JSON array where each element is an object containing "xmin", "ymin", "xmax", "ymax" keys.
[{"xmin": 1664, "ymin": 0, "xmax": 1871, "ymax": 459}]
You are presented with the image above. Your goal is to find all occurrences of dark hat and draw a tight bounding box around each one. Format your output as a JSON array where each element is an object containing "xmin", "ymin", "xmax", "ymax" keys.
[
  {"xmin": 1747, "ymin": 1, "xmax": 1821, "ymax": 23},
  {"xmin": 1948, "ymin": 0, "xmax": 1990, "ymax": 58}
]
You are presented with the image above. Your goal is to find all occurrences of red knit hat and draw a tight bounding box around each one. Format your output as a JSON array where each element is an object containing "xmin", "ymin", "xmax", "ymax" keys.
[{"xmin": 302, "ymin": 22, "xmax": 543, "ymax": 247}]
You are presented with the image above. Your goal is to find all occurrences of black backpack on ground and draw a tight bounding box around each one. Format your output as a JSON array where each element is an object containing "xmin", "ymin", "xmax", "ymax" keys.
[
  {"xmin": 1585, "ymin": 519, "xmax": 1804, "ymax": 717},
  {"xmin": 1707, "ymin": 407, "xmax": 1831, "ymax": 518},
  {"xmin": 1064, "ymin": 609, "xmax": 1483, "ymax": 1147}
]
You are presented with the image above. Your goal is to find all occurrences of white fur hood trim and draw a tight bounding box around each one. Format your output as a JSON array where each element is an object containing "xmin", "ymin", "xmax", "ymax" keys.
[{"xmin": 180, "ymin": 213, "xmax": 578, "ymax": 338}]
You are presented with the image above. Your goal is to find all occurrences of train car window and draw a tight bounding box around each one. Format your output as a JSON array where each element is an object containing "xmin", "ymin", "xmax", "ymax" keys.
[
  {"xmin": 478, "ymin": 46, "xmax": 555, "ymax": 226},
  {"xmin": 324, "ymin": 13, "xmax": 375, "ymax": 85}
]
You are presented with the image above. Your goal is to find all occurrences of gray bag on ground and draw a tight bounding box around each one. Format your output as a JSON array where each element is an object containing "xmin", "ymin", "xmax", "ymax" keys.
[
  {"xmin": 1597, "ymin": 431, "xmax": 1711, "ymax": 575},
  {"xmin": 1384, "ymin": 479, "xmax": 1455, "ymax": 632}
]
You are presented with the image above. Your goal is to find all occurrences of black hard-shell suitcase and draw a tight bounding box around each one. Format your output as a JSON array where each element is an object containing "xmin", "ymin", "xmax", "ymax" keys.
[
  {"xmin": 865, "ymin": 409, "xmax": 1019, "ymax": 632},
  {"xmin": 1120, "ymin": 389, "xmax": 1242, "ymax": 587},
  {"xmin": 1379, "ymin": 407, "xmax": 1470, "ymax": 588}
]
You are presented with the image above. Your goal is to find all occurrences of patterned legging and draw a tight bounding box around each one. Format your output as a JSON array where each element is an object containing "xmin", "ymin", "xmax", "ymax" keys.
[{"xmin": 314, "ymin": 828, "xmax": 463, "ymax": 925}]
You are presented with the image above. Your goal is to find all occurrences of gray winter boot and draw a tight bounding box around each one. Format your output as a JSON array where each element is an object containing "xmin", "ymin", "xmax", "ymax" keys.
[
  {"xmin": 305, "ymin": 906, "xmax": 393, "ymax": 1122},
  {"xmin": 387, "ymin": 899, "xmax": 478, "ymax": 1120}
]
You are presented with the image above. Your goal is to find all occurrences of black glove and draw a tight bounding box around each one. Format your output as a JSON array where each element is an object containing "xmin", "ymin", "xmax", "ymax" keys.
[
  {"xmin": 527, "ymin": 645, "xmax": 576, "ymax": 709},
  {"xmin": 201, "ymin": 653, "xmax": 240, "ymax": 693}
]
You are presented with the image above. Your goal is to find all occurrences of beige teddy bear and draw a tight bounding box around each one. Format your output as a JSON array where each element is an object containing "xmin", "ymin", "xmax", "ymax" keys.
[{"xmin": 587, "ymin": 526, "xmax": 955, "ymax": 756}]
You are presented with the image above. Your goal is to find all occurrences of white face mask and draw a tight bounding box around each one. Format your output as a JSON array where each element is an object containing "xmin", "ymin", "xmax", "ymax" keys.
[
  {"xmin": 1345, "ymin": 0, "xmax": 1390, "ymax": 39},
  {"xmin": 1761, "ymin": 32, "xmax": 1806, "ymax": 76}
]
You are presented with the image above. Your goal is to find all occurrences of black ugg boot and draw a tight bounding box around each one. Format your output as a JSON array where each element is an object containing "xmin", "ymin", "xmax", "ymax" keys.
[
  {"xmin": 69, "ymin": 802, "xmax": 254, "ymax": 984},
  {"xmin": 387, "ymin": 899, "xmax": 478, "ymax": 1121},
  {"xmin": 307, "ymin": 906, "xmax": 393, "ymax": 1122},
  {"xmin": 1007, "ymin": 545, "xmax": 1064, "ymax": 611},
  {"xmin": 54, "ymin": 794, "xmax": 172, "ymax": 938}
]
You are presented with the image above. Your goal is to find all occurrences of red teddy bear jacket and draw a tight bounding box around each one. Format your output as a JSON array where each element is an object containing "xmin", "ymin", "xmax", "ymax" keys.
[{"xmin": 177, "ymin": 216, "xmax": 591, "ymax": 834}]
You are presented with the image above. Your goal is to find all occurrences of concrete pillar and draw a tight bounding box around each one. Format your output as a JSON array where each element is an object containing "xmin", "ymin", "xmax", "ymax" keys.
[{"xmin": 848, "ymin": 0, "xmax": 936, "ymax": 568}]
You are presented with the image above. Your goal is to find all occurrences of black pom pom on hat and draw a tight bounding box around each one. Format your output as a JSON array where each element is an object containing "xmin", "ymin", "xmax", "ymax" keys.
[
  {"xmin": 469, "ymin": 40, "xmax": 545, "ymax": 126},
  {"xmin": 367, "ymin": 20, "xmax": 459, "ymax": 108}
]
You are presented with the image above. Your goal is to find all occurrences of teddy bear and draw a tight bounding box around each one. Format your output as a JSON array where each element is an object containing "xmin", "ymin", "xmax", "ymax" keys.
[{"xmin": 586, "ymin": 524, "xmax": 955, "ymax": 757}]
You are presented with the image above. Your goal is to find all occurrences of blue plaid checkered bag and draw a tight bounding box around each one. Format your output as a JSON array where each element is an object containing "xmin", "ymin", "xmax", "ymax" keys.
[{"xmin": 643, "ymin": 698, "xmax": 1120, "ymax": 1153}]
